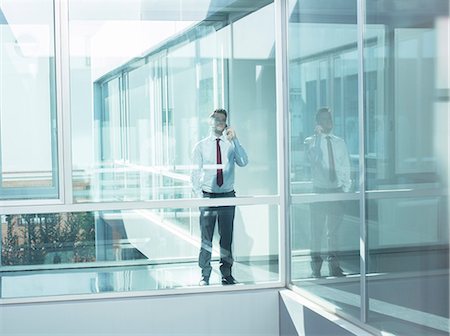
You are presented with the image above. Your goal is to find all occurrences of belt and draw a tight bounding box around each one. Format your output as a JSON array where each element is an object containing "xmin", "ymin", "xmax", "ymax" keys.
[{"xmin": 202, "ymin": 190, "xmax": 235, "ymax": 198}]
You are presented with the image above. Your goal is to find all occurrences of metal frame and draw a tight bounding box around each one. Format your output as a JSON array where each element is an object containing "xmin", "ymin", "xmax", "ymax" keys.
[
  {"xmin": 55, "ymin": 0, "xmax": 73, "ymax": 205},
  {"xmin": 0, "ymin": 195, "xmax": 280, "ymax": 215},
  {"xmin": 357, "ymin": 0, "xmax": 368, "ymax": 323},
  {"xmin": 0, "ymin": 281, "xmax": 283, "ymax": 305},
  {"xmin": 275, "ymin": 0, "xmax": 290, "ymax": 289},
  {"xmin": 0, "ymin": 0, "xmax": 64, "ymax": 205}
]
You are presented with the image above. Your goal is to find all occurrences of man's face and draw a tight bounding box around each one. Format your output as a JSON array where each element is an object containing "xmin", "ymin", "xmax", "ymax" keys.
[
  {"xmin": 317, "ymin": 112, "xmax": 333, "ymax": 133},
  {"xmin": 210, "ymin": 113, "xmax": 227, "ymax": 133}
]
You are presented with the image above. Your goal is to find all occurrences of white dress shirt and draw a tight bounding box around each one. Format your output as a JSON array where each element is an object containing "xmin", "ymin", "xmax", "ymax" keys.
[
  {"xmin": 304, "ymin": 133, "xmax": 351, "ymax": 191},
  {"xmin": 191, "ymin": 133, "xmax": 248, "ymax": 197}
]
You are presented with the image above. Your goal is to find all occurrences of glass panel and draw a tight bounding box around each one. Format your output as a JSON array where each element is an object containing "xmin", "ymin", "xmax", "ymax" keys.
[
  {"xmin": 365, "ymin": 0, "xmax": 450, "ymax": 334},
  {"xmin": 288, "ymin": 0, "xmax": 361, "ymax": 320},
  {"xmin": 365, "ymin": 1, "xmax": 448, "ymax": 192},
  {"xmin": 291, "ymin": 200, "xmax": 360, "ymax": 316},
  {"xmin": 69, "ymin": 0, "xmax": 277, "ymax": 202},
  {"xmin": 0, "ymin": 0, "xmax": 58, "ymax": 200},
  {"xmin": 0, "ymin": 204, "xmax": 279, "ymax": 298},
  {"xmin": 366, "ymin": 196, "xmax": 449, "ymax": 335}
]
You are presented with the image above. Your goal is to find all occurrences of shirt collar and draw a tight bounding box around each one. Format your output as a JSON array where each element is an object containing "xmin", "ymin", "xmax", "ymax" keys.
[
  {"xmin": 320, "ymin": 132, "xmax": 335, "ymax": 139},
  {"xmin": 208, "ymin": 133, "xmax": 226, "ymax": 142}
]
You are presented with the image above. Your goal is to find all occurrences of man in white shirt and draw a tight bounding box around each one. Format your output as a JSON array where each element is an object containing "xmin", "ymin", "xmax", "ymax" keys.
[
  {"xmin": 191, "ymin": 108, "xmax": 248, "ymax": 286},
  {"xmin": 304, "ymin": 107, "xmax": 351, "ymax": 277}
]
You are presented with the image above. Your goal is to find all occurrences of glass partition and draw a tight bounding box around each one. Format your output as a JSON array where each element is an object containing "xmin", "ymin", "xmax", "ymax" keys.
[
  {"xmin": 365, "ymin": 0, "xmax": 450, "ymax": 334},
  {"xmin": 69, "ymin": 0, "xmax": 277, "ymax": 203},
  {"xmin": 0, "ymin": 0, "xmax": 58, "ymax": 200},
  {"xmin": 0, "ymin": 0, "xmax": 280, "ymax": 302},
  {"xmin": 289, "ymin": 0, "xmax": 450, "ymax": 334},
  {"xmin": 288, "ymin": 0, "xmax": 361, "ymax": 320},
  {"xmin": 0, "ymin": 204, "xmax": 279, "ymax": 298}
]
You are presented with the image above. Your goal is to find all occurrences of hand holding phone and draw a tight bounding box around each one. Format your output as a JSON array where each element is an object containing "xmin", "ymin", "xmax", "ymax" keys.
[
  {"xmin": 225, "ymin": 126, "xmax": 236, "ymax": 141},
  {"xmin": 314, "ymin": 125, "xmax": 324, "ymax": 135}
]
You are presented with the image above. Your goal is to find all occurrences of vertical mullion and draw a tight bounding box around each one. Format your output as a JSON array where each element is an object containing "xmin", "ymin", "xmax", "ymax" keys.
[
  {"xmin": 357, "ymin": 0, "xmax": 368, "ymax": 323},
  {"xmin": 54, "ymin": 0, "xmax": 73, "ymax": 205},
  {"xmin": 275, "ymin": 0, "xmax": 290, "ymax": 287},
  {"xmin": 225, "ymin": 21, "xmax": 232, "ymax": 115},
  {"xmin": 164, "ymin": 57, "xmax": 170, "ymax": 166}
]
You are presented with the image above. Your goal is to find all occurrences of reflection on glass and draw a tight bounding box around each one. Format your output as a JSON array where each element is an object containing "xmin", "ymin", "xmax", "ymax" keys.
[
  {"xmin": 69, "ymin": 1, "xmax": 277, "ymax": 202},
  {"xmin": 288, "ymin": 0, "xmax": 360, "ymax": 321},
  {"xmin": 289, "ymin": 35, "xmax": 359, "ymax": 192},
  {"xmin": 0, "ymin": 205, "xmax": 279, "ymax": 298},
  {"xmin": 0, "ymin": 0, "xmax": 58, "ymax": 200},
  {"xmin": 365, "ymin": 0, "xmax": 450, "ymax": 334},
  {"xmin": 290, "ymin": 200, "xmax": 361, "ymax": 317},
  {"xmin": 366, "ymin": 196, "xmax": 449, "ymax": 335},
  {"xmin": 291, "ymin": 200, "xmax": 360, "ymax": 277},
  {"xmin": 304, "ymin": 108, "xmax": 351, "ymax": 277},
  {"xmin": 365, "ymin": 1, "xmax": 448, "ymax": 192}
]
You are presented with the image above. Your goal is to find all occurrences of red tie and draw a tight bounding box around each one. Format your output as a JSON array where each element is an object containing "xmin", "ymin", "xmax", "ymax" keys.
[
  {"xmin": 216, "ymin": 138, "xmax": 223, "ymax": 186},
  {"xmin": 326, "ymin": 136, "xmax": 337, "ymax": 182}
]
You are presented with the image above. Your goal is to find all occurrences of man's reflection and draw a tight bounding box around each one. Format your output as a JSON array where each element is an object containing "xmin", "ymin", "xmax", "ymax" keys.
[{"xmin": 304, "ymin": 107, "xmax": 351, "ymax": 277}]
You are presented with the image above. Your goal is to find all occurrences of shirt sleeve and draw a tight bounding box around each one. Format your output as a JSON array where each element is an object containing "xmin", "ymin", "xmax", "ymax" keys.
[
  {"xmin": 232, "ymin": 138, "xmax": 249, "ymax": 167},
  {"xmin": 339, "ymin": 141, "xmax": 352, "ymax": 192},
  {"xmin": 190, "ymin": 143, "xmax": 203, "ymax": 197},
  {"xmin": 304, "ymin": 135, "xmax": 323, "ymax": 166}
]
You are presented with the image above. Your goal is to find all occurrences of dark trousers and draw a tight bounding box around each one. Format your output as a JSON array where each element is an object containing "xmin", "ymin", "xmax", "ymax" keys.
[
  {"xmin": 199, "ymin": 190, "xmax": 236, "ymax": 278},
  {"xmin": 310, "ymin": 187, "xmax": 344, "ymax": 271}
]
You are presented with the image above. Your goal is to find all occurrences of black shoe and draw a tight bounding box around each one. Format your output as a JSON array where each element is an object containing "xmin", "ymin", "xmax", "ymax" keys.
[
  {"xmin": 310, "ymin": 256, "xmax": 323, "ymax": 278},
  {"xmin": 311, "ymin": 270, "xmax": 321, "ymax": 278},
  {"xmin": 311, "ymin": 260, "xmax": 322, "ymax": 278},
  {"xmin": 329, "ymin": 266, "xmax": 344, "ymax": 277},
  {"xmin": 327, "ymin": 256, "xmax": 344, "ymax": 277},
  {"xmin": 221, "ymin": 275, "xmax": 238, "ymax": 285},
  {"xmin": 199, "ymin": 276, "xmax": 209, "ymax": 286}
]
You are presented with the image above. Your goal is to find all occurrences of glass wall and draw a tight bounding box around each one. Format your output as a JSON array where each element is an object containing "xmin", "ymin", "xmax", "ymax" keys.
[
  {"xmin": 365, "ymin": 1, "xmax": 449, "ymax": 334},
  {"xmin": 1, "ymin": 0, "xmax": 280, "ymax": 300},
  {"xmin": 288, "ymin": 0, "xmax": 450, "ymax": 335},
  {"xmin": 69, "ymin": 0, "xmax": 277, "ymax": 203},
  {"xmin": 0, "ymin": 0, "xmax": 58, "ymax": 200},
  {"xmin": 288, "ymin": 0, "xmax": 361, "ymax": 320},
  {"xmin": 0, "ymin": 204, "xmax": 278, "ymax": 298}
]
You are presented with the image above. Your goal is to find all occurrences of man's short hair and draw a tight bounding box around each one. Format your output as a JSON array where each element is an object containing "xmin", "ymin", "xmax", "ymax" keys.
[
  {"xmin": 316, "ymin": 107, "xmax": 332, "ymax": 122},
  {"xmin": 210, "ymin": 108, "xmax": 227, "ymax": 119}
]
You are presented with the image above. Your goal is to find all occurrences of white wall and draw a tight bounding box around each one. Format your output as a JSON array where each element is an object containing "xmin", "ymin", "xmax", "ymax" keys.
[{"xmin": 0, "ymin": 289, "xmax": 279, "ymax": 336}]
